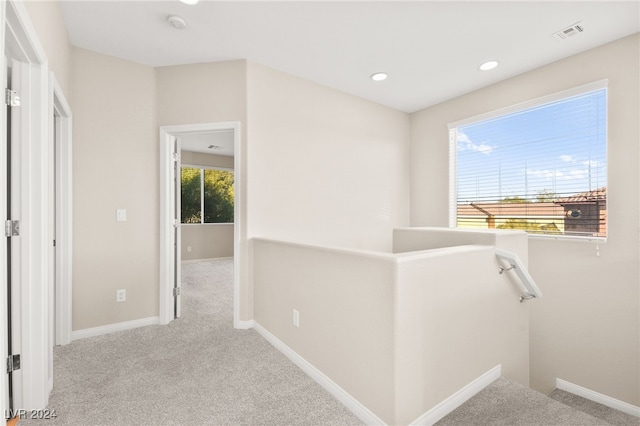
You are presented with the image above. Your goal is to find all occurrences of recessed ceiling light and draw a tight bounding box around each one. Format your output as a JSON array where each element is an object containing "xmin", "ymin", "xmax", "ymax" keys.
[
  {"xmin": 179, "ymin": 0, "xmax": 199, "ymax": 5},
  {"xmin": 479, "ymin": 60, "xmax": 499, "ymax": 71},
  {"xmin": 370, "ymin": 72, "xmax": 388, "ymax": 81},
  {"xmin": 167, "ymin": 15, "xmax": 187, "ymax": 30}
]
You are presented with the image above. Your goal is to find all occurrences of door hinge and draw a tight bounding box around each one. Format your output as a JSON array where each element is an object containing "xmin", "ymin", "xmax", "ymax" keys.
[
  {"xmin": 172, "ymin": 152, "xmax": 180, "ymax": 162},
  {"xmin": 173, "ymin": 219, "xmax": 180, "ymax": 228},
  {"xmin": 6, "ymin": 354, "xmax": 20, "ymax": 374},
  {"xmin": 5, "ymin": 88, "xmax": 20, "ymax": 107},
  {"xmin": 173, "ymin": 287, "xmax": 181, "ymax": 297},
  {"xmin": 4, "ymin": 220, "xmax": 19, "ymax": 237}
]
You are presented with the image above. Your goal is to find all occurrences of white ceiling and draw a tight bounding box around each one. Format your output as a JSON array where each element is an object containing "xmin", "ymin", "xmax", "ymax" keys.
[
  {"xmin": 60, "ymin": 1, "xmax": 639, "ymax": 113},
  {"xmin": 179, "ymin": 130, "xmax": 235, "ymax": 156}
]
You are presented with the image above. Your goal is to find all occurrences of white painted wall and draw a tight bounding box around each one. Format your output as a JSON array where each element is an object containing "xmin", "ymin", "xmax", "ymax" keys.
[
  {"xmin": 410, "ymin": 34, "xmax": 640, "ymax": 406},
  {"xmin": 246, "ymin": 62, "xmax": 411, "ymax": 253},
  {"xmin": 71, "ymin": 48, "xmax": 159, "ymax": 331},
  {"xmin": 181, "ymin": 224, "xmax": 233, "ymax": 261},
  {"xmin": 253, "ymin": 229, "xmax": 530, "ymax": 425}
]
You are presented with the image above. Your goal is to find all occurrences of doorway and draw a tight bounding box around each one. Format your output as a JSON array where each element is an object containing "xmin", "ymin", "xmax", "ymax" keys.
[
  {"xmin": 159, "ymin": 122, "xmax": 242, "ymax": 327},
  {"xmin": 49, "ymin": 75, "xmax": 72, "ymax": 348}
]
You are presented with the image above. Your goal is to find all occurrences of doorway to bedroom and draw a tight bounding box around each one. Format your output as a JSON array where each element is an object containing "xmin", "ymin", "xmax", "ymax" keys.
[{"xmin": 159, "ymin": 122, "xmax": 241, "ymax": 326}]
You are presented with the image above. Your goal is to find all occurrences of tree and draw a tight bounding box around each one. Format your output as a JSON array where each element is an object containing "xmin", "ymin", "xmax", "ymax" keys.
[
  {"xmin": 204, "ymin": 169, "xmax": 234, "ymax": 223},
  {"xmin": 535, "ymin": 189, "xmax": 557, "ymax": 203},
  {"xmin": 501, "ymin": 196, "xmax": 527, "ymax": 203},
  {"xmin": 497, "ymin": 219, "xmax": 560, "ymax": 234},
  {"xmin": 181, "ymin": 167, "xmax": 201, "ymax": 223},
  {"xmin": 497, "ymin": 219, "xmax": 541, "ymax": 232}
]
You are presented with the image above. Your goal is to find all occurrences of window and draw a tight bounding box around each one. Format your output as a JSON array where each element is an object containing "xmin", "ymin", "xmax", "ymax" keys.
[
  {"xmin": 449, "ymin": 81, "xmax": 607, "ymax": 238},
  {"xmin": 181, "ymin": 167, "xmax": 234, "ymax": 224}
]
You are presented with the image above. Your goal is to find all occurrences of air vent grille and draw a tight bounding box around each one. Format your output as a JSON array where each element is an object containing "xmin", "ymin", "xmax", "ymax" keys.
[{"xmin": 553, "ymin": 22, "xmax": 584, "ymax": 41}]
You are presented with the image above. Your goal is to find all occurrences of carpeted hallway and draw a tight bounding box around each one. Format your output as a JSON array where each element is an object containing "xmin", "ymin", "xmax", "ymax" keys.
[{"xmin": 23, "ymin": 259, "xmax": 363, "ymax": 425}]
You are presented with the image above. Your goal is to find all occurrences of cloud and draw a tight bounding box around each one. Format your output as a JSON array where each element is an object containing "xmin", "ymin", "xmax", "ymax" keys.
[
  {"xmin": 527, "ymin": 169, "xmax": 565, "ymax": 179},
  {"xmin": 527, "ymin": 168, "xmax": 589, "ymax": 181},
  {"xmin": 582, "ymin": 160, "xmax": 601, "ymax": 167},
  {"xmin": 457, "ymin": 131, "xmax": 496, "ymax": 155},
  {"xmin": 559, "ymin": 155, "xmax": 574, "ymax": 163}
]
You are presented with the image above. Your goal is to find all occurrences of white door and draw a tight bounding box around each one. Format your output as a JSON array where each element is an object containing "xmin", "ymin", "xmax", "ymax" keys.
[
  {"xmin": 5, "ymin": 57, "xmax": 23, "ymax": 411},
  {"xmin": 172, "ymin": 137, "xmax": 182, "ymax": 318}
]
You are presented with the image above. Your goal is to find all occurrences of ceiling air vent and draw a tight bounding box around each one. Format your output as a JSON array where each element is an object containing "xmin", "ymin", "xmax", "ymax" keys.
[{"xmin": 552, "ymin": 22, "xmax": 584, "ymax": 41}]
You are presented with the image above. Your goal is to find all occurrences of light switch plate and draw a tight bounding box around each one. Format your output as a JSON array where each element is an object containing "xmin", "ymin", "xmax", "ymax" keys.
[{"xmin": 116, "ymin": 209, "xmax": 127, "ymax": 222}]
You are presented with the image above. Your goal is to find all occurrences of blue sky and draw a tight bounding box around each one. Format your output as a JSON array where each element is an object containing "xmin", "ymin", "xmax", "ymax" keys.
[{"xmin": 456, "ymin": 88, "xmax": 607, "ymax": 203}]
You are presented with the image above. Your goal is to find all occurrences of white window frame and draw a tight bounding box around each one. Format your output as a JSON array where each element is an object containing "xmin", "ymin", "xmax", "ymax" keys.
[{"xmin": 448, "ymin": 79, "xmax": 608, "ymax": 241}]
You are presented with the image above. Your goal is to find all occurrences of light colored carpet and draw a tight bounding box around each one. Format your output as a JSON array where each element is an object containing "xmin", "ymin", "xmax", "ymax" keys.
[
  {"xmin": 548, "ymin": 389, "xmax": 639, "ymax": 426},
  {"xmin": 22, "ymin": 258, "xmax": 363, "ymax": 426},
  {"xmin": 435, "ymin": 377, "xmax": 623, "ymax": 426}
]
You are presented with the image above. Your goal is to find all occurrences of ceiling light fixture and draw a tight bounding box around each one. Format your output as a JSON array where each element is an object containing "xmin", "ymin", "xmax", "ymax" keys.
[
  {"xmin": 479, "ymin": 60, "xmax": 499, "ymax": 71},
  {"xmin": 167, "ymin": 15, "xmax": 187, "ymax": 30},
  {"xmin": 370, "ymin": 72, "xmax": 388, "ymax": 82},
  {"xmin": 178, "ymin": 0, "xmax": 199, "ymax": 5}
]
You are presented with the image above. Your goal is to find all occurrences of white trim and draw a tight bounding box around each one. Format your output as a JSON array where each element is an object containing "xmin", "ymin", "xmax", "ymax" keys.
[
  {"xmin": 159, "ymin": 122, "xmax": 243, "ymax": 327},
  {"xmin": 4, "ymin": 0, "xmax": 51, "ymax": 410},
  {"xmin": 0, "ymin": 1, "xmax": 9, "ymax": 417},
  {"xmin": 181, "ymin": 256, "xmax": 234, "ymax": 264},
  {"xmin": 448, "ymin": 128, "xmax": 457, "ymax": 228},
  {"xmin": 410, "ymin": 365, "xmax": 502, "ymax": 426},
  {"xmin": 159, "ymin": 131, "xmax": 176, "ymax": 324},
  {"xmin": 235, "ymin": 319, "xmax": 255, "ymax": 330},
  {"xmin": 71, "ymin": 317, "xmax": 160, "ymax": 341},
  {"xmin": 253, "ymin": 322, "xmax": 386, "ymax": 425},
  {"xmin": 50, "ymin": 73, "xmax": 72, "ymax": 347},
  {"xmin": 556, "ymin": 378, "xmax": 640, "ymax": 418}
]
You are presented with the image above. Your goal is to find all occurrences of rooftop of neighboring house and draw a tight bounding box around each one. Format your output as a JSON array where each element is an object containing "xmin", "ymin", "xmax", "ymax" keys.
[{"xmin": 457, "ymin": 187, "xmax": 607, "ymax": 217}]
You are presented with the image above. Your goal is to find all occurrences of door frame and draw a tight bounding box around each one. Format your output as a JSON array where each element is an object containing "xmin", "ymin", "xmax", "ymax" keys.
[
  {"xmin": 159, "ymin": 122, "xmax": 242, "ymax": 326},
  {"xmin": 49, "ymin": 73, "xmax": 72, "ymax": 349}
]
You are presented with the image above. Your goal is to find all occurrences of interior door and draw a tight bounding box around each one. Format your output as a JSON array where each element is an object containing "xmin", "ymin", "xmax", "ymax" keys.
[
  {"xmin": 5, "ymin": 57, "xmax": 23, "ymax": 411},
  {"xmin": 172, "ymin": 137, "xmax": 182, "ymax": 318}
]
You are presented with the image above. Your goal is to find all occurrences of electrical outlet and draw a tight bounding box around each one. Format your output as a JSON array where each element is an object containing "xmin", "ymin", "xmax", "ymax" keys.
[
  {"xmin": 116, "ymin": 289, "xmax": 126, "ymax": 302},
  {"xmin": 187, "ymin": 246, "xmax": 192, "ymax": 252},
  {"xmin": 292, "ymin": 309, "xmax": 300, "ymax": 328}
]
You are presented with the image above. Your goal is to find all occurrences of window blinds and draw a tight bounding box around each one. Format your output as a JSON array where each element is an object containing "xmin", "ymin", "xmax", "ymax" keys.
[{"xmin": 450, "ymin": 85, "xmax": 607, "ymax": 238}]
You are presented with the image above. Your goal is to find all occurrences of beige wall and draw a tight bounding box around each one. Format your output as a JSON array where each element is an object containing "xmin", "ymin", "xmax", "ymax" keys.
[
  {"xmin": 410, "ymin": 34, "xmax": 640, "ymax": 405},
  {"xmin": 181, "ymin": 224, "xmax": 234, "ymax": 261},
  {"xmin": 71, "ymin": 47, "xmax": 159, "ymax": 330},
  {"xmin": 24, "ymin": 0, "xmax": 72, "ymax": 97},
  {"xmin": 253, "ymin": 230, "xmax": 530, "ymax": 424},
  {"xmin": 246, "ymin": 62, "xmax": 411, "ymax": 253}
]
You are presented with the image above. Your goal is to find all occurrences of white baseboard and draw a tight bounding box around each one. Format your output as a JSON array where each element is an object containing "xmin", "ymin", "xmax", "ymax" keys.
[
  {"xmin": 556, "ymin": 378, "xmax": 640, "ymax": 418},
  {"xmin": 234, "ymin": 319, "xmax": 255, "ymax": 330},
  {"xmin": 410, "ymin": 365, "xmax": 502, "ymax": 426},
  {"xmin": 252, "ymin": 321, "xmax": 386, "ymax": 425},
  {"xmin": 71, "ymin": 316, "xmax": 160, "ymax": 341},
  {"xmin": 181, "ymin": 256, "xmax": 233, "ymax": 264}
]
